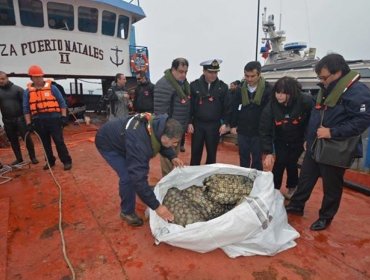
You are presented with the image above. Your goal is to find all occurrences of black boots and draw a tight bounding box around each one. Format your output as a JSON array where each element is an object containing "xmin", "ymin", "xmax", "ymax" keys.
[
  {"xmin": 31, "ymin": 157, "xmax": 39, "ymax": 164},
  {"xmin": 63, "ymin": 163, "xmax": 72, "ymax": 171},
  {"xmin": 310, "ymin": 218, "xmax": 332, "ymax": 231},
  {"xmin": 11, "ymin": 159, "xmax": 23, "ymax": 165},
  {"xmin": 43, "ymin": 162, "xmax": 55, "ymax": 170},
  {"xmin": 285, "ymin": 205, "xmax": 304, "ymax": 216},
  {"xmin": 43, "ymin": 162, "xmax": 71, "ymax": 170},
  {"xmin": 120, "ymin": 212, "xmax": 144, "ymax": 227}
]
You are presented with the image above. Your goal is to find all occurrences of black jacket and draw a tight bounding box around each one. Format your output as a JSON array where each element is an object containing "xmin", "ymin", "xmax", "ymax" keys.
[
  {"xmin": 133, "ymin": 81, "xmax": 154, "ymax": 113},
  {"xmin": 95, "ymin": 114, "xmax": 176, "ymax": 210},
  {"xmin": 260, "ymin": 92, "xmax": 313, "ymax": 154},
  {"xmin": 0, "ymin": 82, "xmax": 24, "ymax": 120},
  {"xmin": 189, "ymin": 75, "xmax": 229, "ymax": 124},
  {"xmin": 230, "ymin": 81, "xmax": 272, "ymax": 136},
  {"xmin": 307, "ymin": 79, "xmax": 370, "ymax": 158}
]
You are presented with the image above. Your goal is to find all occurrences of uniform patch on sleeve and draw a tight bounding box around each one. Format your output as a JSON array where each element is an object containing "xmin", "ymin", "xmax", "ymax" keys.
[{"xmin": 360, "ymin": 104, "xmax": 366, "ymax": 112}]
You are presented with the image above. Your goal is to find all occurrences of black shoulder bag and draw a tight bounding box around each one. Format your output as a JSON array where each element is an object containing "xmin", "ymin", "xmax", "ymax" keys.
[{"xmin": 311, "ymin": 110, "xmax": 360, "ymax": 168}]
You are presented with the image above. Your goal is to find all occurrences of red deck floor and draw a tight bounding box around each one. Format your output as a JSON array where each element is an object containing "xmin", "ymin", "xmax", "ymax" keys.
[{"xmin": 0, "ymin": 123, "xmax": 369, "ymax": 279}]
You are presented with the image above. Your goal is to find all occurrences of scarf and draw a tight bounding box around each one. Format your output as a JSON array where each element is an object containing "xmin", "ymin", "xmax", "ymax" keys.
[
  {"xmin": 148, "ymin": 117, "xmax": 161, "ymax": 157},
  {"xmin": 164, "ymin": 69, "xmax": 190, "ymax": 100},
  {"xmin": 316, "ymin": 70, "xmax": 360, "ymax": 107},
  {"xmin": 241, "ymin": 76, "xmax": 266, "ymax": 106},
  {"xmin": 130, "ymin": 113, "xmax": 161, "ymax": 157}
]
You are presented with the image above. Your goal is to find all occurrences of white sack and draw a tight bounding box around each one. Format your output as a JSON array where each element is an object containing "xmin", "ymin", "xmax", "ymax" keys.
[{"xmin": 149, "ymin": 163, "xmax": 300, "ymax": 258}]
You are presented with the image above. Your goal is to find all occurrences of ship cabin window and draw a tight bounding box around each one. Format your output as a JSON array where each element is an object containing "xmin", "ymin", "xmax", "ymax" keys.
[
  {"xmin": 0, "ymin": 0, "xmax": 16, "ymax": 25},
  {"xmin": 117, "ymin": 15, "xmax": 129, "ymax": 39},
  {"xmin": 102, "ymin": 10, "xmax": 116, "ymax": 36},
  {"xmin": 357, "ymin": 68, "xmax": 370, "ymax": 78},
  {"xmin": 19, "ymin": 0, "xmax": 44, "ymax": 27},
  {"xmin": 47, "ymin": 2, "xmax": 74, "ymax": 31},
  {"xmin": 78, "ymin": 6, "xmax": 98, "ymax": 33}
]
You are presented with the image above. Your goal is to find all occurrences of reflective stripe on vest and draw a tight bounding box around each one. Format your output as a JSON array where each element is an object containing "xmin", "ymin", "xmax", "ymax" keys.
[{"xmin": 28, "ymin": 80, "xmax": 61, "ymax": 115}]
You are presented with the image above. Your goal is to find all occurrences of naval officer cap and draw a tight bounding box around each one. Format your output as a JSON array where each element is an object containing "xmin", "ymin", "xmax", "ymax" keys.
[{"xmin": 200, "ymin": 59, "xmax": 223, "ymax": 72}]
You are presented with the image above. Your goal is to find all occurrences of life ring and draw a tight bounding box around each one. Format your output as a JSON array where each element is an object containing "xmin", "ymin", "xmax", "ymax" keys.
[{"xmin": 130, "ymin": 53, "xmax": 149, "ymax": 73}]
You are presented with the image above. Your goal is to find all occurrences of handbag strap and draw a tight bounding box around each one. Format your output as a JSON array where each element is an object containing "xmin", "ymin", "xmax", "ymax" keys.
[
  {"xmin": 311, "ymin": 109, "xmax": 325, "ymax": 152},
  {"xmin": 319, "ymin": 109, "xmax": 324, "ymax": 126}
]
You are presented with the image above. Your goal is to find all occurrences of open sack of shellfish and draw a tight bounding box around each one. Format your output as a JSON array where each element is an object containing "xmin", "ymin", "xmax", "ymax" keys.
[{"xmin": 149, "ymin": 163, "xmax": 300, "ymax": 258}]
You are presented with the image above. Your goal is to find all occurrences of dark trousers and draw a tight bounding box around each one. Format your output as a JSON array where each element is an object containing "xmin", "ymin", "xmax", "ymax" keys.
[
  {"xmin": 96, "ymin": 148, "xmax": 135, "ymax": 214},
  {"xmin": 237, "ymin": 134, "xmax": 262, "ymax": 170},
  {"xmin": 272, "ymin": 142, "xmax": 304, "ymax": 189},
  {"xmin": 190, "ymin": 121, "xmax": 220, "ymax": 165},
  {"xmin": 3, "ymin": 117, "xmax": 36, "ymax": 162},
  {"xmin": 180, "ymin": 133, "xmax": 185, "ymax": 147},
  {"xmin": 160, "ymin": 142, "xmax": 180, "ymax": 177},
  {"xmin": 290, "ymin": 152, "xmax": 345, "ymax": 220},
  {"xmin": 34, "ymin": 118, "xmax": 72, "ymax": 165}
]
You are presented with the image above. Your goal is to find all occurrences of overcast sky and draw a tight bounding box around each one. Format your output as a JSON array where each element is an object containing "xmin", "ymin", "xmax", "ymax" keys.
[{"xmin": 134, "ymin": 0, "xmax": 370, "ymax": 84}]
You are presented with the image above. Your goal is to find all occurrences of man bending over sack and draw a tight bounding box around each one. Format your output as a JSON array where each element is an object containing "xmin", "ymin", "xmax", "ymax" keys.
[{"xmin": 95, "ymin": 113, "xmax": 184, "ymax": 226}]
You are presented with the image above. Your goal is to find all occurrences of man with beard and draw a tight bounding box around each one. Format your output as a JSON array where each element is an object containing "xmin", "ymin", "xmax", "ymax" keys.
[{"xmin": 133, "ymin": 71, "xmax": 154, "ymax": 113}]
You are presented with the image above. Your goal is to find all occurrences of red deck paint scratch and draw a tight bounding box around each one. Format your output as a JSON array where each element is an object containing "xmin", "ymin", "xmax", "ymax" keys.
[{"xmin": 0, "ymin": 124, "xmax": 369, "ymax": 279}]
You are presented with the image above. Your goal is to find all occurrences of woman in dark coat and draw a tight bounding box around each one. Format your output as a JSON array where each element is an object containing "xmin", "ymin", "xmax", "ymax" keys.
[{"xmin": 260, "ymin": 76, "xmax": 313, "ymax": 199}]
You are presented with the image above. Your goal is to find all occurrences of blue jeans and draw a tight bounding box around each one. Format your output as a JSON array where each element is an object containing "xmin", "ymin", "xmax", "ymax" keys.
[
  {"xmin": 96, "ymin": 149, "xmax": 135, "ymax": 214},
  {"xmin": 237, "ymin": 134, "xmax": 262, "ymax": 170}
]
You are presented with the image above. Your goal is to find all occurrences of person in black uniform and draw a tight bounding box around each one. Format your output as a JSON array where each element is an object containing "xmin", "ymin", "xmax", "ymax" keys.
[
  {"xmin": 230, "ymin": 61, "xmax": 272, "ymax": 170},
  {"xmin": 188, "ymin": 59, "xmax": 229, "ymax": 165},
  {"xmin": 0, "ymin": 71, "xmax": 39, "ymax": 165},
  {"xmin": 259, "ymin": 76, "xmax": 313, "ymax": 199},
  {"xmin": 133, "ymin": 71, "xmax": 154, "ymax": 113}
]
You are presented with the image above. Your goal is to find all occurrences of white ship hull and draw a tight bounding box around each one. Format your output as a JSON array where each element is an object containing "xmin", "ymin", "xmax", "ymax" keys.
[{"xmin": 0, "ymin": 0, "xmax": 145, "ymax": 78}]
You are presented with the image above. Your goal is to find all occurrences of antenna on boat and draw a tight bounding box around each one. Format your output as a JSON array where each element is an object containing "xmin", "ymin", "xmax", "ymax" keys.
[
  {"xmin": 255, "ymin": 0, "xmax": 261, "ymax": 61},
  {"xmin": 279, "ymin": 13, "xmax": 282, "ymax": 30}
]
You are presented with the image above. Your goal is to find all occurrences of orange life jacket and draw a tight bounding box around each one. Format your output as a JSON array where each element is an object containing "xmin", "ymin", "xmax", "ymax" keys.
[{"xmin": 27, "ymin": 80, "xmax": 61, "ymax": 115}]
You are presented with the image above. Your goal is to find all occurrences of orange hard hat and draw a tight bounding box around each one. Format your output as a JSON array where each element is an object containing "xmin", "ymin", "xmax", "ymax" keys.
[{"xmin": 28, "ymin": 65, "xmax": 44, "ymax": 76}]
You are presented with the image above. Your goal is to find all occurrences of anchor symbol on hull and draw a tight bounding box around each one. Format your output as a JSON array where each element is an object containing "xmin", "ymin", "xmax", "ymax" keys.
[{"xmin": 110, "ymin": 46, "xmax": 124, "ymax": 67}]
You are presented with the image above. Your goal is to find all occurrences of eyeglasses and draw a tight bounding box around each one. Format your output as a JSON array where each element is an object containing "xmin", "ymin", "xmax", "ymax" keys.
[{"xmin": 317, "ymin": 74, "xmax": 332, "ymax": 81}]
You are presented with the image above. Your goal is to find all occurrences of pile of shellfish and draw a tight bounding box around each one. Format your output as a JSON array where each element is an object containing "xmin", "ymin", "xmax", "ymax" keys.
[{"xmin": 163, "ymin": 174, "xmax": 254, "ymax": 226}]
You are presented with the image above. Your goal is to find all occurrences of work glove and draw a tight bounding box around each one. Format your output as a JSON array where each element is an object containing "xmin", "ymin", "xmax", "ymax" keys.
[
  {"xmin": 26, "ymin": 123, "xmax": 34, "ymax": 133},
  {"xmin": 61, "ymin": 116, "xmax": 69, "ymax": 127}
]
